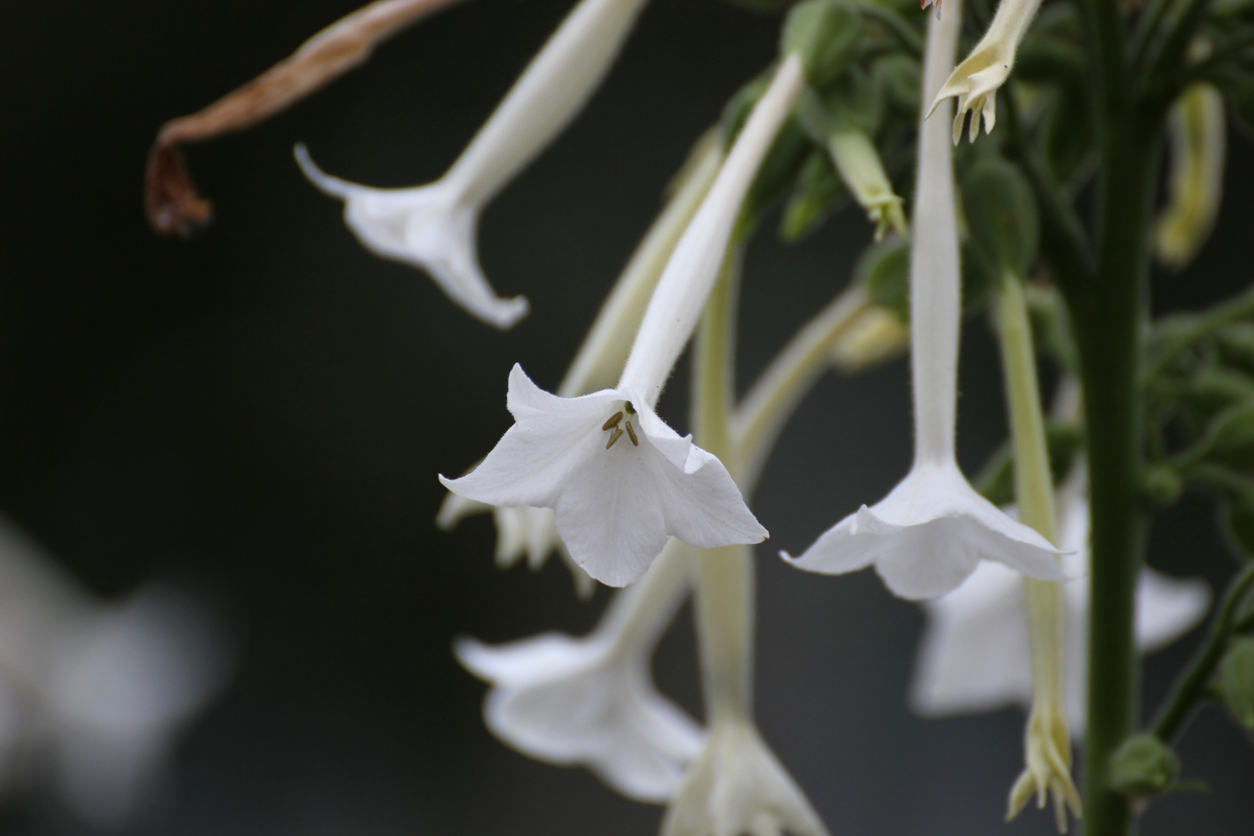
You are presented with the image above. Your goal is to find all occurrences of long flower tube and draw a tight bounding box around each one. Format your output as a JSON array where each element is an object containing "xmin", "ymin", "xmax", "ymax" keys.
[
  {"xmin": 297, "ymin": 0, "xmax": 651, "ymax": 328},
  {"xmin": 995, "ymin": 274, "xmax": 1082, "ymax": 832},
  {"xmin": 929, "ymin": 0, "xmax": 1045, "ymax": 143},
  {"xmin": 436, "ymin": 133, "xmax": 724, "ymax": 582},
  {"xmin": 441, "ymin": 56, "xmax": 809, "ymax": 587},
  {"xmin": 784, "ymin": 2, "xmax": 1067, "ymax": 600},
  {"xmin": 663, "ymin": 253, "xmax": 827, "ymax": 836}
]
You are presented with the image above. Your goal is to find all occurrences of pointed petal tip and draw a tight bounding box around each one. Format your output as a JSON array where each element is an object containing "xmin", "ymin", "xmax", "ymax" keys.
[{"xmin": 292, "ymin": 142, "xmax": 354, "ymax": 199}]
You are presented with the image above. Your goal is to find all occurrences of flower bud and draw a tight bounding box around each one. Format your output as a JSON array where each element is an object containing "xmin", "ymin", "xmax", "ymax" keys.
[
  {"xmin": 961, "ymin": 158, "xmax": 1040, "ymax": 279},
  {"xmin": 1109, "ymin": 734, "xmax": 1180, "ymax": 798},
  {"xmin": 1215, "ymin": 636, "xmax": 1254, "ymax": 730},
  {"xmin": 781, "ymin": 0, "xmax": 862, "ymax": 86},
  {"xmin": 1143, "ymin": 464, "xmax": 1183, "ymax": 506}
]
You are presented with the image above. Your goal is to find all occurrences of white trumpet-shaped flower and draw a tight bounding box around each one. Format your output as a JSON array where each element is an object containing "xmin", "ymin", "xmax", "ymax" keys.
[
  {"xmin": 661, "ymin": 718, "xmax": 828, "ymax": 836},
  {"xmin": 910, "ymin": 469, "xmax": 1211, "ymax": 734},
  {"xmin": 456, "ymin": 540, "xmax": 702, "ymax": 801},
  {"xmin": 785, "ymin": 6, "xmax": 1065, "ymax": 600},
  {"xmin": 443, "ymin": 56, "xmax": 807, "ymax": 586},
  {"xmin": 440, "ymin": 366, "xmax": 766, "ymax": 587},
  {"xmin": 297, "ymin": 0, "xmax": 650, "ymax": 328},
  {"xmin": 436, "ymin": 134, "xmax": 723, "ymax": 590},
  {"xmin": 929, "ymin": 0, "xmax": 1044, "ymax": 143}
]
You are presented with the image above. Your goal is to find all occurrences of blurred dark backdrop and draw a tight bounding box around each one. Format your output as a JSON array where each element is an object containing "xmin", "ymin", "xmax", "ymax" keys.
[{"xmin": 1, "ymin": 0, "xmax": 1251, "ymax": 833}]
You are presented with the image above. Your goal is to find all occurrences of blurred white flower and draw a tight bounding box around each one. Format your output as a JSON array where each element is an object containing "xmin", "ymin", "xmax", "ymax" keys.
[
  {"xmin": 456, "ymin": 540, "xmax": 701, "ymax": 800},
  {"xmin": 661, "ymin": 718, "xmax": 828, "ymax": 836},
  {"xmin": 297, "ymin": 0, "xmax": 651, "ymax": 328},
  {"xmin": 784, "ymin": 6, "xmax": 1064, "ymax": 600},
  {"xmin": 0, "ymin": 515, "xmax": 231, "ymax": 827},
  {"xmin": 910, "ymin": 471, "xmax": 1211, "ymax": 734}
]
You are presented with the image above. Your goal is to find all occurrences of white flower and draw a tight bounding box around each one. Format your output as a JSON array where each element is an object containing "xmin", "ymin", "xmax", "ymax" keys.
[
  {"xmin": 910, "ymin": 474, "xmax": 1211, "ymax": 735},
  {"xmin": 441, "ymin": 365, "xmax": 766, "ymax": 587},
  {"xmin": 297, "ymin": 0, "xmax": 651, "ymax": 328},
  {"xmin": 0, "ymin": 516, "xmax": 231, "ymax": 827},
  {"xmin": 443, "ymin": 56, "xmax": 806, "ymax": 586},
  {"xmin": 784, "ymin": 11, "xmax": 1064, "ymax": 600},
  {"xmin": 661, "ymin": 718, "xmax": 828, "ymax": 836},
  {"xmin": 929, "ymin": 0, "xmax": 1044, "ymax": 143},
  {"xmin": 456, "ymin": 540, "xmax": 702, "ymax": 801},
  {"xmin": 787, "ymin": 459, "xmax": 1067, "ymax": 599}
]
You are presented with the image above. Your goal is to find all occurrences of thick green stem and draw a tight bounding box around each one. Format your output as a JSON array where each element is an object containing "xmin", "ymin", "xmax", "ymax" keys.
[
  {"xmin": 1073, "ymin": 0, "xmax": 1160, "ymax": 830},
  {"xmin": 691, "ymin": 250, "xmax": 755, "ymax": 725}
]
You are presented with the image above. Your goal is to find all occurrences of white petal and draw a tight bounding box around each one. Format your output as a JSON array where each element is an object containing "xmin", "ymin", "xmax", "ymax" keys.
[
  {"xmin": 435, "ymin": 491, "xmax": 492, "ymax": 531},
  {"xmin": 456, "ymin": 634, "xmax": 703, "ymax": 803},
  {"xmin": 443, "ymin": 366, "xmax": 765, "ymax": 587},
  {"xmin": 910, "ymin": 560, "xmax": 1031, "ymax": 716},
  {"xmin": 662, "ymin": 720, "xmax": 828, "ymax": 836},
  {"xmin": 784, "ymin": 462, "xmax": 1065, "ymax": 599},
  {"xmin": 1135, "ymin": 568, "xmax": 1210, "ymax": 652},
  {"xmin": 295, "ymin": 145, "xmax": 528, "ymax": 329}
]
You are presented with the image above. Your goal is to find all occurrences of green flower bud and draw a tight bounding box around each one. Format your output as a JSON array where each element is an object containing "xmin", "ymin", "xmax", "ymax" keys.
[
  {"xmin": 1109, "ymin": 734, "xmax": 1180, "ymax": 798},
  {"xmin": 780, "ymin": 150, "xmax": 847, "ymax": 242},
  {"xmin": 780, "ymin": 0, "xmax": 862, "ymax": 86},
  {"xmin": 961, "ymin": 158, "xmax": 1040, "ymax": 280},
  {"xmin": 1144, "ymin": 464, "xmax": 1184, "ymax": 505},
  {"xmin": 1215, "ymin": 637, "xmax": 1254, "ymax": 730}
]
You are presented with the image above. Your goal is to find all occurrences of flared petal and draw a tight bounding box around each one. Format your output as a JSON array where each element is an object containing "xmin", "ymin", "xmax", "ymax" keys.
[
  {"xmin": 662, "ymin": 720, "xmax": 828, "ymax": 836},
  {"xmin": 456, "ymin": 633, "xmax": 703, "ymax": 802},
  {"xmin": 442, "ymin": 365, "xmax": 765, "ymax": 587},
  {"xmin": 784, "ymin": 462, "xmax": 1066, "ymax": 600},
  {"xmin": 295, "ymin": 145, "xmax": 528, "ymax": 329}
]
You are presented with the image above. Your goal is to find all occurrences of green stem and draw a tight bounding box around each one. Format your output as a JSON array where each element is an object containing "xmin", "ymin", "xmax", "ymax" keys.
[
  {"xmin": 1074, "ymin": 0, "xmax": 1159, "ymax": 831},
  {"xmin": 691, "ymin": 249, "xmax": 755, "ymax": 725},
  {"xmin": 1151, "ymin": 560, "xmax": 1254, "ymax": 741}
]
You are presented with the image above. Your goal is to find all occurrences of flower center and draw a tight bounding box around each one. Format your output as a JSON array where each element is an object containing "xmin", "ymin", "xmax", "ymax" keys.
[{"xmin": 602, "ymin": 402, "xmax": 639, "ymax": 449}]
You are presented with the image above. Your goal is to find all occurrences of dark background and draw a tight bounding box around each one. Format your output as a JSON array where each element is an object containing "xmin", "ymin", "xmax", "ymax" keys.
[{"xmin": 1, "ymin": 0, "xmax": 1251, "ymax": 833}]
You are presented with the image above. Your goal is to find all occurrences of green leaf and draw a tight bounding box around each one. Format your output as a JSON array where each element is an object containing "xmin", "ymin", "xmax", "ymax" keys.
[{"xmin": 961, "ymin": 158, "xmax": 1040, "ymax": 279}]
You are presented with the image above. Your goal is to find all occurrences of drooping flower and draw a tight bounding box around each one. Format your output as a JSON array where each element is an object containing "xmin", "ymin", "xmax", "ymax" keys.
[
  {"xmin": 297, "ymin": 0, "xmax": 652, "ymax": 328},
  {"xmin": 910, "ymin": 468, "xmax": 1211, "ymax": 735},
  {"xmin": 440, "ymin": 366, "xmax": 766, "ymax": 587},
  {"xmin": 929, "ymin": 0, "xmax": 1045, "ymax": 143},
  {"xmin": 443, "ymin": 55, "xmax": 808, "ymax": 586},
  {"xmin": 456, "ymin": 540, "xmax": 702, "ymax": 801},
  {"xmin": 784, "ymin": 6, "xmax": 1066, "ymax": 600}
]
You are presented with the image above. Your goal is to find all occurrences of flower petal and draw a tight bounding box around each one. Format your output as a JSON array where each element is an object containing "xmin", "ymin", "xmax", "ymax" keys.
[{"xmin": 295, "ymin": 144, "xmax": 528, "ymax": 329}]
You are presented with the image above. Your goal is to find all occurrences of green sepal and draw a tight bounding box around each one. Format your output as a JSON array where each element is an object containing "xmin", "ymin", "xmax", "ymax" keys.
[
  {"xmin": 961, "ymin": 157, "xmax": 1040, "ymax": 280},
  {"xmin": 780, "ymin": 0, "xmax": 863, "ymax": 86},
  {"xmin": 1214, "ymin": 637, "xmax": 1254, "ymax": 730},
  {"xmin": 1109, "ymin": 735, "xmax": 1181, "ymax": 799}
]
